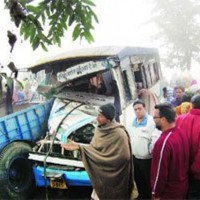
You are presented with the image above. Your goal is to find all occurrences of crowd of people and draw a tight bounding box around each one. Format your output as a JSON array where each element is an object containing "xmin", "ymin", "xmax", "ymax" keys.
[{"xmin": 61, "ymin": 83, "xmax": 200, "ymax": 200}]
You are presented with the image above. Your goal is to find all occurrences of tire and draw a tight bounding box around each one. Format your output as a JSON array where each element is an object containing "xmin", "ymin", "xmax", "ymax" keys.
[{"xmin": 0, "ymin": 142, "xmax": 35, "ymax": 199}]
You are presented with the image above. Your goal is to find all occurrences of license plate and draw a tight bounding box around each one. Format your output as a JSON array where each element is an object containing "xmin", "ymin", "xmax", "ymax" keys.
[{"xmin": 50, "ymin": 178, "xmax": 67, "ymax": 189}]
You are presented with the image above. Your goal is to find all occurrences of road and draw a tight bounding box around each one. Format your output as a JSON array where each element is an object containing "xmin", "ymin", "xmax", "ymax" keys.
[{"xmin": 32, "ymin": 186, "xmax": 93, "ymax": 200}]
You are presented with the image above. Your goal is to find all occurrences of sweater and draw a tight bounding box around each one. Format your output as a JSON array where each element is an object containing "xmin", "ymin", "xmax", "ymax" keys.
[
  {"xmin": 151, "ymin": 127, "xmax": 190, "ymax": 199},
  {"xmin": 176, "ymin": 109, "xmax": 200, "ymax": 180}
]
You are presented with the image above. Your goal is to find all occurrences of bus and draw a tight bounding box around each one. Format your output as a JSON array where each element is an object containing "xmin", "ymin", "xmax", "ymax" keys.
[{"xmin": 0, "ymin": 46, "xmax": 167, "ymax": 199}]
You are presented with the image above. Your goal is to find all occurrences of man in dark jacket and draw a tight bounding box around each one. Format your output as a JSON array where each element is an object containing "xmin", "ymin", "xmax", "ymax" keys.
[
  {"xmin": 61, "ymin": 103, "xmax": 134, "ymax": 199},
  {"xmin": 176, "ymin": 94, "xmax": 200, "ymax": 199},
  {"xmin": 151, "ymin": 103, "xmax": 190, "ymax": 199}
]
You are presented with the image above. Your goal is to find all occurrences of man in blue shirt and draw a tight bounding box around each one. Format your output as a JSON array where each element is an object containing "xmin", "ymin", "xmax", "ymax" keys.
[{"xmin": 127, "ymin": 100, "xmax": 161, "ymax": 199}]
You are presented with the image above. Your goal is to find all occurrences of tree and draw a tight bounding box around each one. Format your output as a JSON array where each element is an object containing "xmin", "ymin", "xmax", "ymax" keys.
[
  {"xmin": 1, "ymin": 0, "xmax": 98, "ymax": 115},
  {"xmin": 151, "ymin": 0, "xmax": 200, "ymax": 70},
  {"xmin": 4, "ymin": 0, "xmax": 98, "ymax": 51}
]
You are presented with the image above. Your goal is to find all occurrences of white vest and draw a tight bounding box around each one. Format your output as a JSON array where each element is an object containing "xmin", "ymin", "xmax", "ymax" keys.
[{"xmin": 127, "ymin": 115, "xmax": 161, "ymax": 159}]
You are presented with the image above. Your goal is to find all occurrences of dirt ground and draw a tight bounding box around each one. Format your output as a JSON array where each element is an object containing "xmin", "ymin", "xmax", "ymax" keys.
[
  {"xmin": 31, "ymin": 184, "xmax": 138, "ymax": 200},
  {"xmin": 32, "ymin": 186, "xmax": 92, "ymax": 200}
]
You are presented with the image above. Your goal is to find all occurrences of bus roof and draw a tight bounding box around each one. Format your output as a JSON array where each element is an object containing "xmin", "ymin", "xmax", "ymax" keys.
[{"xmin": 22, "ymin": 46, "xmax": 158, "ymax": 73}]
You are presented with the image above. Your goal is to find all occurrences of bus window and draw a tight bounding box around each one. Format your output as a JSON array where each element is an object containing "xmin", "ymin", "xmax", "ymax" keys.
[
  {"xmin": 153, "ymin": 62, "xmax": 160, "ymax": 81},
  {"xmin": 140, "ymin": 64, "xmax": 148, "ymax": 88},
  {"xmin": 122, "ymin": 68, "xmax": 137, "ymax": 102}
]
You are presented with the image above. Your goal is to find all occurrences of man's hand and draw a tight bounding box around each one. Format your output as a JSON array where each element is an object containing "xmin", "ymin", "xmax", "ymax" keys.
[{"xmin": 61, "ymin": 139, "xmax": 79, "ymax": 151}]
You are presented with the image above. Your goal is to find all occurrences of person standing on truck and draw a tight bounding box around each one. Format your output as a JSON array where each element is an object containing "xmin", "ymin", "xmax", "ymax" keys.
[
  {"xmin": 127, "ymin": 99, "xmax": 161, "ymax": 199},
  {"xmin": 61, "ymin": 103, "xmax": 134, "ymax": 200},
  {"xmin": 176, "ymin": 95, "xmax": 200, "ymax": 199},
  {"xmin": 151, "ymin": 103, "xmax": 190, "ymax": 199}
]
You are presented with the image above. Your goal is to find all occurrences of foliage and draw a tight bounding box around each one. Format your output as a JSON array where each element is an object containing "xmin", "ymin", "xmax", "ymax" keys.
[
  {"xmin": 4, "ymin": 0, "xmax": 98, "ymax": 51},
  {"xmin": 151, "ymin": 0, "xmax": 200, "ymax": 70}
]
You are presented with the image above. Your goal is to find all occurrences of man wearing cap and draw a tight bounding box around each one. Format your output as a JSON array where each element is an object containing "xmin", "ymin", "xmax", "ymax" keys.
[
  {"xmin": 176, "ymin": 94, "xmax": 200, "ymax": 199},
  {"xmin": 61, "ymin": 103, "xmax": 134, "ymax": 200}
]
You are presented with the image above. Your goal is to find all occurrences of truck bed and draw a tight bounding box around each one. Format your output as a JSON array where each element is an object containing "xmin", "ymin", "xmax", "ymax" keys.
[{"xmin": 0, "ymin": 99, "xmax": 53, "ymax": 151}]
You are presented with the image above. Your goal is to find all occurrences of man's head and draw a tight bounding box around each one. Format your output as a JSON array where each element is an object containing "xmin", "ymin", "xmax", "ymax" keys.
[
  {"xmin": 133, "ymin": 99, "xmax": 146, "ymax": 120},
  {"xmin": 174, "ymin": 86, "xmax": 185, "ymax": 99},
  {"xmin": 153, "ymin": 103, "xmax": 176, "ymax": 131},
  {"xmin": 97, "ymin": 103, "xmax": 116, "ymax": 125},
  {"xmin": 191, "ymin": 95, "xmax": 200, "ymax": 109}
]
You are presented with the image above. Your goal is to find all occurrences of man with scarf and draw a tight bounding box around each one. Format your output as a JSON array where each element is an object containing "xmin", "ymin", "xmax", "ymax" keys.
[{"xmin": 61, "ymin": 103, "xmax": 134, "ymax": 200}]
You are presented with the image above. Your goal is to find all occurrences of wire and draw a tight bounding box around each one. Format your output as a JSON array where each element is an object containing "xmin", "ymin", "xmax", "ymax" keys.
[{"xmin": 43, "ymin": 102, "xmax": 84, "ymax": 200}]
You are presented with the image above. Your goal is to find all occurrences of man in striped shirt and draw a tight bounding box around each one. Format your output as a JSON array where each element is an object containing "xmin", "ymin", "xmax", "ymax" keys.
[{"xmin": 151, "ymin": 103, "xmax": 190, "ymax": 199}]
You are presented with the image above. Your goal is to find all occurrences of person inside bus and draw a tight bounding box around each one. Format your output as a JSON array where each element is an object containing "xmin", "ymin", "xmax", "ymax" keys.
[
  {"xmin": 89, "ymin": 72, "xmax": 121, "ymax": 122},
  {"xmin": 89, "ymin": 74, "xmax": 107, "ymax": 95}
]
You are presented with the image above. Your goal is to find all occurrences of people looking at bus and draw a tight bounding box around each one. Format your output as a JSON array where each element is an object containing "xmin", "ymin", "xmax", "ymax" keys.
[
  {"xmin": 151, "ymin": 103, "xmax": 190, "ymax": 199},
  {"xmin": 62, "ymin": 82, "xmax": 199, "ymax": 199},
  {"xmin": 127, "ymin": 100, "xmax": 161, "ymax": 199},
  {"xmin": 176, "ymin": 95, "xmax": 200, "ymax": 199}
]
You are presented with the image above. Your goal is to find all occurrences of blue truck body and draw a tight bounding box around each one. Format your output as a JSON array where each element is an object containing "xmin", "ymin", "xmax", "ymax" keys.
[{"xmin": 0, "ymin": 100, "xmax": 53, "ymax": 151}]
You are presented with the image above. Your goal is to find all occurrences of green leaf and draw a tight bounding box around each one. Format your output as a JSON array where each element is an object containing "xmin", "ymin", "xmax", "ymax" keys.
[
  {"xmin": 26, "ymin": 5, "xmax": 39, "ymax": 13},
  {"xmin": 41, "ymin": 42, "xmax": 48, "ymax": 51},
  {"xmin": 20, "ymin": 22, "xmax": 25, "ymax": 36},
  {"xmin": 46, "ymin": 6, "xmax": 51, "ymax": 17},
  {"xmin": 50, "ymin": 0, "xmax": 56, "ymax": 12},
  {"xmin": 41, "ymin": 13, "xmax": 46, "ymax": 25},
  {"xmin": 34, "ymin": 19, "xmax": 43, "ymax": 31},
  {"xmin": 60, "ymin": 16, "xmax": 68, "ymax": 30},
  {"xmin": 32, "ymin": 37, "xmax": 40, "ymax": 50},
  {"xmin": 84, "ymin": 30, "xmax": 94, "ymax": 43},
  {"xmin": 24, "ymin": 24, "xmax": 31, "ymax": 40},
  {"xmin": 88, "ymin": 7, "xmax": 99, "ymax": 23},
  {"xmin": 29, "ymin": 25, "xmax": 36, "ymax": 43},
  {"xmin": 68, "ymin": 14, "xmax": 75, "ymax": 26},
  {"xmin": 82, "ymin": 0, "xmax": 96, "ymax": 7},
  {"xmin": 48, "ymin": 26, "xmax": 54, "ymax": 37},
  {"xmin": 55, "ymin": 35, "xmax": 61, "ymax": 46},
  {"xmin": 72, "ymin": 24, "xmax": 81, "ymax": 41}
]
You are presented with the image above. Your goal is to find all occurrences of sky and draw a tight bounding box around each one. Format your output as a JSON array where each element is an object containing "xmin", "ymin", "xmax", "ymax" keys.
[{"xmin": 0, "ymin": 0, "xmax": 199, "ymax": 81}]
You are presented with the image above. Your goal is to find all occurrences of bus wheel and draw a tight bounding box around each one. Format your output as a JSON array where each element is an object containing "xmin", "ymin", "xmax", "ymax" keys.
[{"xmin": 0, "ymin": 142, "xmax": 35, "ymax": 199}]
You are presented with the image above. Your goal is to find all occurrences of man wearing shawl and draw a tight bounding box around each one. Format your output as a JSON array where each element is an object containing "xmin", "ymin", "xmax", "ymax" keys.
[{"xmin": 61, "ymin": 103, "xmax": 134, "ymax": 200}]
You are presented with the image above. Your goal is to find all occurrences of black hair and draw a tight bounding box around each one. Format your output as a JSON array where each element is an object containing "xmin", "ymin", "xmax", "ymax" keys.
[
  {"xmin": 163, "ymin": 87, "xmax": 167, "ymax": 92},
  {"xmin": 191, "ymin": 95, "xmax": 200, "ymax": 109},
  {"xmin": 133, "ymin": 99, "xmax": 146, "ymax": 107},
  {"xmin": 174, "ymin": 86, "xmax": 185, "ymax": 92},
  {"xmin": 154, "ymin": 103, "xmax": 175, "ymax": 123}
]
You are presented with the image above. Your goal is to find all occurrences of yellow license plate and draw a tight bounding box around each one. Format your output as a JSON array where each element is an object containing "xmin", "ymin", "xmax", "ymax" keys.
[{"xmin": 50, "ymin": 179, "xmax": 68, "ymax": 189}]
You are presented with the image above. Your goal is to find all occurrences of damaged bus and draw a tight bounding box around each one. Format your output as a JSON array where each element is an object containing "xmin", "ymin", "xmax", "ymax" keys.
[{"xmin": 0, "ymin": 46, "xmax": 167, "ymax": 199}]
